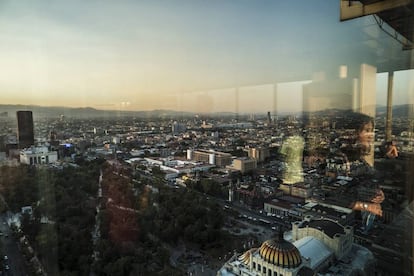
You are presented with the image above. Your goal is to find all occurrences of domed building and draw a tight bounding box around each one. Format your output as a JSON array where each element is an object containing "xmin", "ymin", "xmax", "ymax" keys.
[
  {"xmin": 218, "ymin": 217, "xmax": 375, "ymax": 276},
  {"xmin": 218, "ymin": 232, "xmax": 315, "ymax": 276},
  {"xmin": 259, "ymin": 236, "xmax": 302, "ymax": 269}
]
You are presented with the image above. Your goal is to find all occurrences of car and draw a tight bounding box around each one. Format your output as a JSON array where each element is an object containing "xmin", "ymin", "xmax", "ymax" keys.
[
  {"xmin": 3, "ymin": 255, "xmax": 8, "ymax": 260},
  {"xmin": 4, "ymin": 264, "xmax": 9, "ymax": 270}
]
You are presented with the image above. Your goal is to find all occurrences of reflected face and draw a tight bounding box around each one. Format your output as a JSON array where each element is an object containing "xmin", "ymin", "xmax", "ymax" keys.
[{"xmin": 358, "ymin": 122, "xmax": 374, "ymax": 146}]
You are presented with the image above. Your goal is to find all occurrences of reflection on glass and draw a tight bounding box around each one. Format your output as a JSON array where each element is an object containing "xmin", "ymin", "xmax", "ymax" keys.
[{"xmin": 0, "ymin": 1, "xmax": 413, "ymax": 276}]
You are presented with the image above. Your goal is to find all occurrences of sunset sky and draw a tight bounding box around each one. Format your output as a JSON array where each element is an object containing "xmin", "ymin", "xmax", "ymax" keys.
[{"xmin": 0, "ymin": 0, "xmax": 412, "ymax": 113}]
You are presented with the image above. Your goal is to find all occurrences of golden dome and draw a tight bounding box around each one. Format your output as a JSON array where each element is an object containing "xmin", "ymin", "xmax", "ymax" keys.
[{"xmin": 259, "ymin": 235, "xmax": 302, "ymax": 269}]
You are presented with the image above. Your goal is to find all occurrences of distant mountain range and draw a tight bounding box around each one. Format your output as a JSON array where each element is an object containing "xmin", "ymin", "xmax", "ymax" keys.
[
  {"xmin": 303, "ymin": 104, "xmax": 413, "ymax": 118},
  {"xmin": 0, "ymin": 105, "xmax": 196, "ymax": 119},
  {"xmin": 375, "ymin": 104, "xmax": 414, "ymax": 117},
  {"xmin": 0, "ymin": 104, "xmax": 412, "ymax": 119}
]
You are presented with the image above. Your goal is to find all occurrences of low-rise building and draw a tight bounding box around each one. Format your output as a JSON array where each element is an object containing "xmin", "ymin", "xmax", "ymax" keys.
[
  {"xmin": 228, "ymin": 157, "xmax": 257, "ymax": 173},
  {"xmin": 191, "ymin": 149, "xmax": 232, "ymax": 167},
  {"xmin": 291, "ymin": 183, "xmax": 313, "ymax": 199},
  {"xmin": 264, "ymin": 196, "xmax": 304, "ymax": 218},
  {"xmin": 20, "ymin": 146, "xmax": 58, "ymax": 165},
  {"xmin": 247, "ymin": 147, "xmax": 270, "ymax": 163}
]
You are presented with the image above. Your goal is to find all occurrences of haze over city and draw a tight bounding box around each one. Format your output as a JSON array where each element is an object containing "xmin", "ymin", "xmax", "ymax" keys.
[
  {"xmin": 0, "ymin": 0, "xmax": 413, "ymax": 113},
  {"xmin": 0, "ymin": 1, "xmax": 413, "ymax": 275}
]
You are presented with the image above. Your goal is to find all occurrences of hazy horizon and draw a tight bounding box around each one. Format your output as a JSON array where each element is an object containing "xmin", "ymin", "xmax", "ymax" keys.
[
  {"xmin": 0, "ymin": 1, "xmax": 413, "ymax": 112},
  {"xmin": 0, "ymin": 102, "xmax": 411, "ymax": 117}
]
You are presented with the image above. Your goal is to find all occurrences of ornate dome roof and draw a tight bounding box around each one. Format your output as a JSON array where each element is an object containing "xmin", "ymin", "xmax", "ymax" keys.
[
  {"xmin": 238, "ymin": 248, "xmax": 256, "ymax": 265},
  {"xmin": 259, "ymin": 234, "xmax": 302, "ymax": 269}
]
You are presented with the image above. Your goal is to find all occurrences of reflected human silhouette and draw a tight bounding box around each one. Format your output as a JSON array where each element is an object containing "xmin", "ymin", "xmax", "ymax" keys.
[{"xmin": 346, "ymin": 113, "xmax": 384, "ymax": 233}]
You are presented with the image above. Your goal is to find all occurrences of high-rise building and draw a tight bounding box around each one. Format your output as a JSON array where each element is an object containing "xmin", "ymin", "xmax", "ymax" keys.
[
  {"xmin": 16, "ymin": 111, "xmax": 34, "ymax": 149},
  {"xmin": 267, "ymin": 111, "xmax": 272, "ymax": 125}
]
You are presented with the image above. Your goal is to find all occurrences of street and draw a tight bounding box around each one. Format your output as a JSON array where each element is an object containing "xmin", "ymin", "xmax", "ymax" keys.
[
  {"xmin": 0, "ymin": 214, "xmax": 29, "ymax": 276},
  {"xmin": 208, "ymin": 195, "xmax": 292, "ymax": 231}
]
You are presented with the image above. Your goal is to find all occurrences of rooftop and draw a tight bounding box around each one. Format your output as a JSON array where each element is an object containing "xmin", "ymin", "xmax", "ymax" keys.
[{"xmin": 299, "ymin": 219, "xmax": 346, "ymax": 238}]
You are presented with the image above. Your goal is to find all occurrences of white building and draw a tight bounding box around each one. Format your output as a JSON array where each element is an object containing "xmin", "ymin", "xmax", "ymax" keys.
[
  {"xmin": 218, "ymin": 217, "xmax": 375, "ymax": 276},
  {"xmin": 20, "ymin": 146, "xmax": 58, "ymax": 165}
]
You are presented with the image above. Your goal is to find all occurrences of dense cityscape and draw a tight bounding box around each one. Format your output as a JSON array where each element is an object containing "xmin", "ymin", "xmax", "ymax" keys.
[
  {"xmin": 1, "ymin": 0, "xmax": 414, "ymax": 275},
  {"xmin": 0, "ymin": 105, "xmax": 412, "ymax": 275}
]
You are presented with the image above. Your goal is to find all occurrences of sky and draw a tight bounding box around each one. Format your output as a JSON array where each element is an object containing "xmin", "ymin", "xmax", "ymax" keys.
[{"xmin": 0, "ymin": 0, "xmax": 412, "ymax": 113}]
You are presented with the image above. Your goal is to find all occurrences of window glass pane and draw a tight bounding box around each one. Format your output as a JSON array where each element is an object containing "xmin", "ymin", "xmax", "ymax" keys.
[{"xmin": 0, "ymin": 1, "xmax": 412, "ymax": 276}]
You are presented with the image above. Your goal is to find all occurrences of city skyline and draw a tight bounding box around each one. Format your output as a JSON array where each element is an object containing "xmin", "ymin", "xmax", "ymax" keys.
[
  {"xmin": 1, "ymin": 104, "xmax": 412, "ymax": 275},
  {"xmin": 0, "ymin": 1, "xmax": 413, "ymax": 112}
]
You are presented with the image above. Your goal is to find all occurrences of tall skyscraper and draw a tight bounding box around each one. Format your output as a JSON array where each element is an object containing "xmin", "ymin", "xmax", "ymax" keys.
[{"xmin": 16, "ymin": 111, "xmax": 34, "ymax": 149}]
